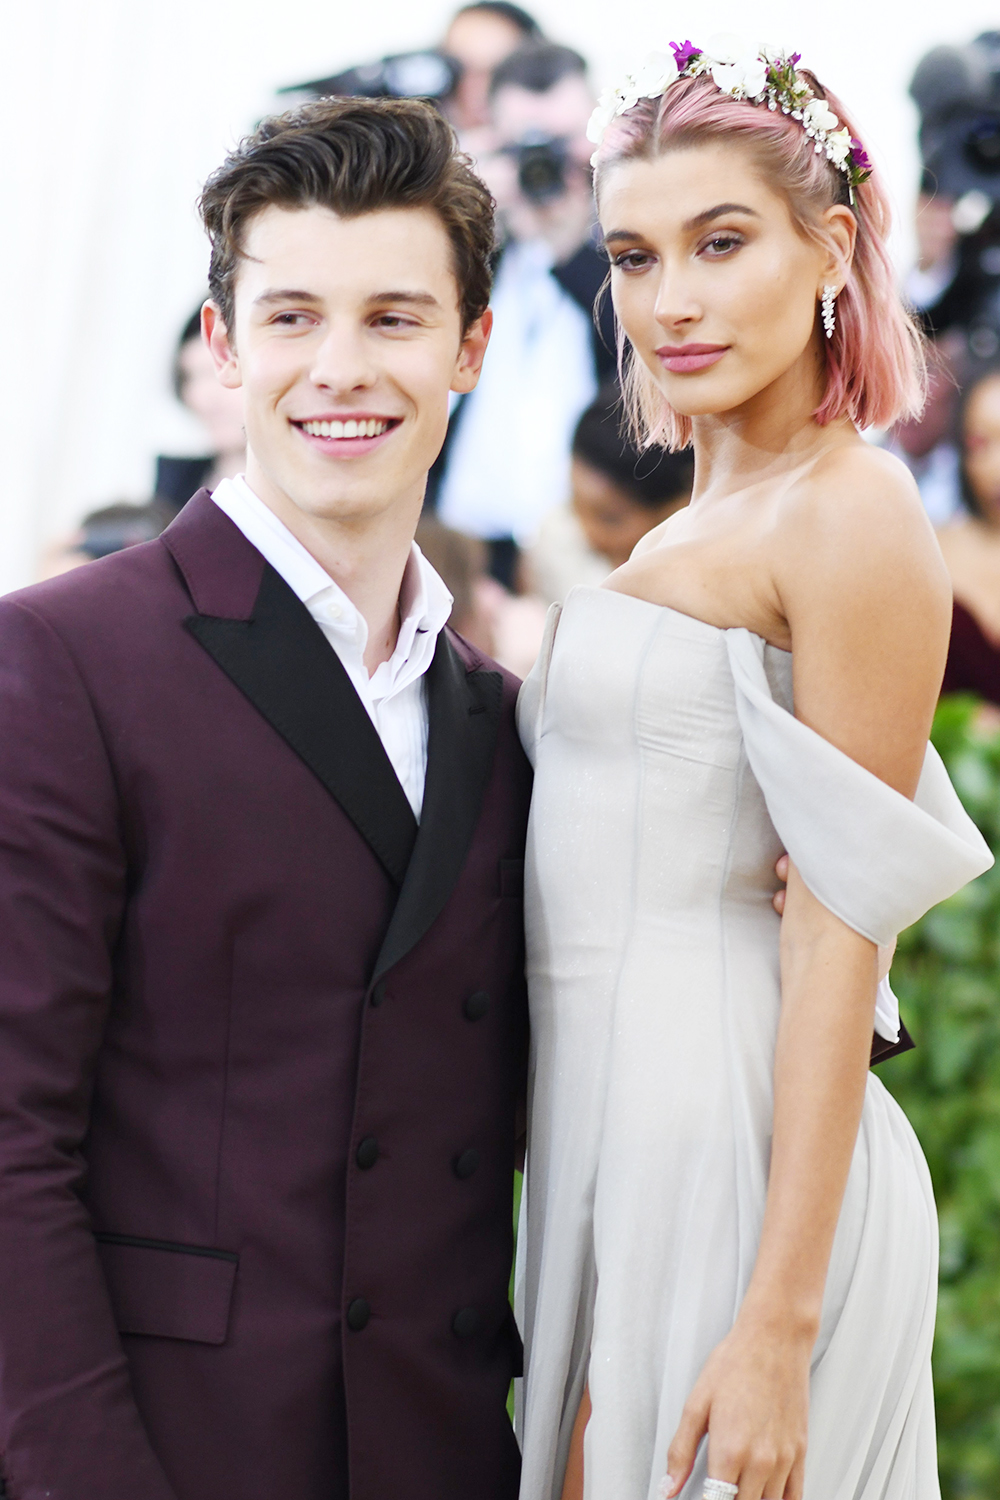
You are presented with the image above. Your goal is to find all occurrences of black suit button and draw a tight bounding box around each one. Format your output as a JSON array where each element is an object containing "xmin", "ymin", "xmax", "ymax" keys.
[
  {"xmin": 453, "ymin": 1148, "xmax": 480, "ymax": 1180},
  {"xmin": 452, "ymin": 1306, "xmax": 481, "ymax": 1338},
  {"xmin": 370, "ymin": 982, "xmax": 387, "ymax": 1008},
  {"xmin": 463, "ymin": 990, "xmax": 490, "ymax": 1021},
  {"xmin": 347, "ymin": 1298, "xmax": 371, "ymax": 1331},
  {"xmin": 356, "ymin": 1136, "xmax": 379, "ymax": 1170}
]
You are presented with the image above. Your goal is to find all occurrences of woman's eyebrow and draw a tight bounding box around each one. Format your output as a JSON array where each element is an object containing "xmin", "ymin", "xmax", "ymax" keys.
[
  {"xmin": 603, "ymin": 203, "xmax": 761, "ymax": 247},
  {"xmin": 683, "ymin": 202, "xmax": 761, "ymax": 230}
]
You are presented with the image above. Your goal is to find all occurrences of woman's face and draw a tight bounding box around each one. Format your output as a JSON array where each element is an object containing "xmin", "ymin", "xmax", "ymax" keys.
[
  {"xmin": 963, "ymin": 374, "xmax": 1000, "ymax": 522},
  {"xmin": 570, "ymin": 457, "xmax": 687, "ymax": 568},
  {"xmin": 599, "ymin": 142, "xmax": 849, "ymax": 427}
]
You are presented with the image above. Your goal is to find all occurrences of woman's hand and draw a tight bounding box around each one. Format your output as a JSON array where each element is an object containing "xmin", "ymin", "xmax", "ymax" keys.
[{"xmin": 662, "ymin": 1309, "xmax": 811, "ymax": 1500}]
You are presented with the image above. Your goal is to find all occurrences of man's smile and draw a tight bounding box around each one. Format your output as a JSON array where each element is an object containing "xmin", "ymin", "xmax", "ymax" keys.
[{"xmin": 291, "ymin": 412, "xmax": 403, "ymax": 455}]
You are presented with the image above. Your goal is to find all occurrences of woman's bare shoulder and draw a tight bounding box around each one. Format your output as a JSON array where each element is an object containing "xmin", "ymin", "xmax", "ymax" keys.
[{"xmin": 774, "ymin": 442, "xmax": 947, "ymax": 597}]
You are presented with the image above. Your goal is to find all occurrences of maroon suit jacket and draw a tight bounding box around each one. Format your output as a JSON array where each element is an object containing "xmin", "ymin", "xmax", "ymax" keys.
[{"xmin": 0, "ymin": 492, "xmax": 531, "ymax": 1500}]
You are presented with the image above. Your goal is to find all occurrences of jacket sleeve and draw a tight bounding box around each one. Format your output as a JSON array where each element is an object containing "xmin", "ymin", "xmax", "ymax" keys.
[{"xmin": 0, "ymin": 599, "xmax": 176, "ymax": 1499}]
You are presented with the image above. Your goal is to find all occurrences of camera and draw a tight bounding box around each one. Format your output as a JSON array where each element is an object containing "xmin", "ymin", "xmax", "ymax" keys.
[
  {"xmin": 910, "ymin": 33, "xmax": 1000, "ymax": 346},
  {"xmin": 281, "ymin": 51, "xmax": 460, "ymax": 105},
  {"xmin": 911, "ymin": 33, "xmax": 1000, "ymax": 199},
  {"xmin": 502, "ymin": 134, "xmax": 572, "ymax": 204}
]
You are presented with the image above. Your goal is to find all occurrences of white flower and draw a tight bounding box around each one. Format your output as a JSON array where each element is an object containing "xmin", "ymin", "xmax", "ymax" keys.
[
  {"xmin": 826, "ymin": 126, "xmax": 853, "ymax": 167},
  {"xmin": 804, "ymin": 97, "xmax": 839, "ymax": 133},
  {"xmin": 586, "ymin": 90, "xmax": 620, "ymax": 145},
  {"xmin": 711, "ymin": 56, "xmax": 767, "ymax": 98},
  {"xmin": 705, "ymin": 32, "xmax": 749, "ymax": 65},
  {"xmin": 703, "ymin": 34, "xmax": 767, "ymax": 97},
  {"xmin": 628, "ymin": 51, "xmax": 675, "ymax": 101}
]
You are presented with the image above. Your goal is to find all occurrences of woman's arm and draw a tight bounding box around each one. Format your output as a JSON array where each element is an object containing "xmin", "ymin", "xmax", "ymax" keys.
[{"xmin": 664, "ymin": 448, "xmax": 951, "ymax": 1500}]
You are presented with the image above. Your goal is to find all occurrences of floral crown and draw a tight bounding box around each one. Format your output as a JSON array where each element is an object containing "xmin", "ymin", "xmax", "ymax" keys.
[{"xmin": 587, "ymin": 34, "xmax": 873, "ymax": 202}]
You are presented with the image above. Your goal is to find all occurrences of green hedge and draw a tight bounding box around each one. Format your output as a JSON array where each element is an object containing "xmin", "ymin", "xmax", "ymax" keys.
[{"xmin": 883, "ymin": 695, "xmax": 1000, "ymax": 1497}]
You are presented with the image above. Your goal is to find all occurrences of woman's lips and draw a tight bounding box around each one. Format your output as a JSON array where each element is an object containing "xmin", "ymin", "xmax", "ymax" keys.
[{"xmin": 656, "ymin": 344, "xmax": 728, "ymax": 374}]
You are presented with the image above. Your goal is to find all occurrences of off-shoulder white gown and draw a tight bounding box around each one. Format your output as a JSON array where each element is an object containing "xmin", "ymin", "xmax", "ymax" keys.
[{"xmin": 515, "ymin": 588, "xmax": 992, "ymax": 1500}]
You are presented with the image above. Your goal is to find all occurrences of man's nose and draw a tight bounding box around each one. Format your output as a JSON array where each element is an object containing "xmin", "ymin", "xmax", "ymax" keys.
[{"xmin": 309, "ymin": 322, "xmax": 377, "ymax": 393}]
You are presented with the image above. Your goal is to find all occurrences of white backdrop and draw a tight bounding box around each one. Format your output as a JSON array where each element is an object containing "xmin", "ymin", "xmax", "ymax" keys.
[{"xmin": 4, "ymin": 0, "xmax": 999, "ymax": 591}]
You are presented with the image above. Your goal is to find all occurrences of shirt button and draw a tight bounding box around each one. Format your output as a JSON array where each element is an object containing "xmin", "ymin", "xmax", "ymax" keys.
[
  {"xmin": 463, "ymin": 990, "xmax": 490, "ymax": 1021},
  {"xmin": 325, "ymin": 601, "xmax": 343, "ymax": 620},
  {"xmin": 356, "ymin": 1136, "xmax": 379, "ymax": 1170},
  {"xmin": 347, "ymin": 1298, "xmax": 371, "ymax": 1331},
  {"xmin": 453, "ymin": 1148, "xmax": 480, "ymax": 1180},
  {"xmin": 452, "ymin": 1306, "xmax": 481, "ymax": 1338}
]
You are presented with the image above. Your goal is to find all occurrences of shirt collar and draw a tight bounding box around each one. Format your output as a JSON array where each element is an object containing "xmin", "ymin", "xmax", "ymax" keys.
[{"xmin": 211, "ymin": 474, "xmax": 453, "ymax": 665}]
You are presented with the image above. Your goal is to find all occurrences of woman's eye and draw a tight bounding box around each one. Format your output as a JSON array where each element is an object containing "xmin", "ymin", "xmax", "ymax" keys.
[
  {"xmin": 702, "ymin": 234, "xmax": 743, "ymax": 257},
  {"xmin": 612, "ymin": 251, "xmax": 652, "ymax": 271}
]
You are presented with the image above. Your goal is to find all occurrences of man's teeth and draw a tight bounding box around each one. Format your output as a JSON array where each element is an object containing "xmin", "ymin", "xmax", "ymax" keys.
[{"xmin": 300, "ymin": 418, "xmax": 390, "ymax": 439}]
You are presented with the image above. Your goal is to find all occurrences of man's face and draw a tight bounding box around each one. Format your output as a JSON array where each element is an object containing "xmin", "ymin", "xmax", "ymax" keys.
[{"xmin": 204, "ymin": 203, "xmax": 489, "ymax": 530}]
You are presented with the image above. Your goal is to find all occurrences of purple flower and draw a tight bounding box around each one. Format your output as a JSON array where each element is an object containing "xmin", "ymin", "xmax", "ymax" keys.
[
  {"xmin": 788, "ymin": 51, "xmax": 802, "ymax": 67},
  {"xmin": 850, "ymin": 138, "xmax": 872, "ymax": 173},
  {"xmin": 670, "ymin": 39, "xmax": 700, "ymax": 72}
]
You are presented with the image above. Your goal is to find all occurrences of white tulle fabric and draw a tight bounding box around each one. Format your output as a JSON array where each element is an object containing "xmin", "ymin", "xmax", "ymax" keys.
[{"xmin": 515, "ymin": 589, "xmax": 992, "ymax": 1500}]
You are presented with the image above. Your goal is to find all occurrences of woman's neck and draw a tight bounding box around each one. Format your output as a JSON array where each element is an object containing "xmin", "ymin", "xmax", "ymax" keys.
[{"xmin": 688, "ymin": 349, "xmax": 857, "ymax": 505}]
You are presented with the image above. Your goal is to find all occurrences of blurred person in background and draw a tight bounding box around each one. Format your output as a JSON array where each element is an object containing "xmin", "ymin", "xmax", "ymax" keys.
[
  {"xmin": 278, "ymin": 3, "xmax": 540, "ymax": 161},
  {"xmin": 939, "ymin": 361, "xmax": 1000, "ymax": 705},
  {"xmin": 154, "ymin": 307, "xmax": 246, "ymax": 511},
  {"xmin": 527, "ymin": 384, "xmax": 694, "ymax": 603},
  {"xmin": 38, "ymin": 500, "xmax": 175, "ymax": 580},
  {"xmin": 432, "ymin": 41, "xmax": 615, "ymax": 587},
  {"xmin": 883, "ymin": 331, "xmax": 964, "ymax": 526},
  {"xmin": 441, "ymin": 1, "xmax": 541, "ymax": 144}
]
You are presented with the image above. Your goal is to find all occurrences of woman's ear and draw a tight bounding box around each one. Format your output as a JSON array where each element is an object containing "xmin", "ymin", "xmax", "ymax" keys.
[{"xmin": 819, "ymin": 204, "xmax": 858, "ymax": 293}]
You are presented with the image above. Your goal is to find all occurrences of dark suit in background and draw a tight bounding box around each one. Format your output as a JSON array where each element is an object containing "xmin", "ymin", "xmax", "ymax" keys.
[{"xmin": 0, "ymin": 491, "xmax": 531, "ymax": 1500}]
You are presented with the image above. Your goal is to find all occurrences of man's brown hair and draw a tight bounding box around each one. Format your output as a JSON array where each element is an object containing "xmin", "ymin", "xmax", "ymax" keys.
[{"xmin": 198, "ymin": 97, "xmax": 495, "ymax": 335}]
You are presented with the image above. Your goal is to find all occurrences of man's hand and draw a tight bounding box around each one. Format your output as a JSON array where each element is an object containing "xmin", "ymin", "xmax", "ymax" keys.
[{"xmin": 772, "ymin": 854, "xmax": 896, "ymax": 980}]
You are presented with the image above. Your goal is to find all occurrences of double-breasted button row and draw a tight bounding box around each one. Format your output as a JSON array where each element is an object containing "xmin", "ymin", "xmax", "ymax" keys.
[
  {"xmin": 371, "ymin": 984, "xmax": 489, "ymax": 1020},
  {"xmin": 346, "ymin": 1296, "xmax": 480, "ymax": 1339}
]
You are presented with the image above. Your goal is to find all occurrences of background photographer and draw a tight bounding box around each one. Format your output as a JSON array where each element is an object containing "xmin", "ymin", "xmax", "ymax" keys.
[{"xmin": 432, "ymin": 41, "xmax": 614, "ymax": 586}]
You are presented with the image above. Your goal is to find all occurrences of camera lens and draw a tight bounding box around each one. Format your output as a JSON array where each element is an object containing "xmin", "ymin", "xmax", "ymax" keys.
[
  {"xmin": 517, "ymin": 142, "xmax": 568, "ymax": 204},
  {"xmin": 964, "ymin": 116, "xmax": 1000, "ymax": 175}
]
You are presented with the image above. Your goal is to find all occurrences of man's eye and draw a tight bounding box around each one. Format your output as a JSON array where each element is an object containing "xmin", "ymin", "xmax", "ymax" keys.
[{"xmin": 273, "ymin": 312, "xmax": 310, "ymax": 326}]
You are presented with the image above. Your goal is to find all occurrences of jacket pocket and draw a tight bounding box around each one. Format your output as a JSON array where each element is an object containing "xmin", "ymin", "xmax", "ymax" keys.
[{"xmin": 95, "ymin": 1232, "xmax": 238, "ymax": 1345}]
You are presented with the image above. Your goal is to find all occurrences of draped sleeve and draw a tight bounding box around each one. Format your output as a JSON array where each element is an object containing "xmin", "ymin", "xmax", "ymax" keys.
[{"xmin": 725, "ymin": 627, "xmax": 993, "ymax": 953}]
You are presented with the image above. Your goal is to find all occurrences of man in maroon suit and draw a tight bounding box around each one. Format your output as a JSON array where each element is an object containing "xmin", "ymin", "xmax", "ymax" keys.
[{"xmin": 0, "ymin": 98, "xmax": 530, "ymax": 1500}]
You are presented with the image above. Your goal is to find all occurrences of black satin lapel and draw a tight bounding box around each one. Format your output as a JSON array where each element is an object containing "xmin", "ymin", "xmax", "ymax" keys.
[
  {"xmin": 185, "ymin": 563, "xmax": 417, "ymax": 886},
  {"xmin": 373, "ymin": 634, "xmax": 502, "ymax": 980}
]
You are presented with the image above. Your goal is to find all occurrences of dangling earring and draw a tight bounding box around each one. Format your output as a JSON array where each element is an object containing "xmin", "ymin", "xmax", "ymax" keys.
[{"xmin": 821, "ymin": 284, "xmax": 837, "ymax": 339}]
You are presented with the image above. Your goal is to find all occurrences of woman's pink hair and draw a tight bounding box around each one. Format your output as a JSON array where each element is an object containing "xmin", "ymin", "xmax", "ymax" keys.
[{"xmin": 594, "ymin": 71, "xmax": 926, "ymax": 450}]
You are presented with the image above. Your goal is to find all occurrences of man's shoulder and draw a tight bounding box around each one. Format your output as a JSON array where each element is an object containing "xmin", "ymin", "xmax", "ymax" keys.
[
  {"xmin": 444, "ymin": 626, "xmax": 523, "ymax": 700},
  {"xmin": 2, "ymin": 535, "xmax": 185, "ymax": 635}
]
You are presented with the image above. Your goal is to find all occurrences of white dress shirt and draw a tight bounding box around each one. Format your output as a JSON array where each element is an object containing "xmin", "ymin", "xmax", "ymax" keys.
[{"xmin": 212, "ymin": 475, "xmax": 453, "ymax": 820}]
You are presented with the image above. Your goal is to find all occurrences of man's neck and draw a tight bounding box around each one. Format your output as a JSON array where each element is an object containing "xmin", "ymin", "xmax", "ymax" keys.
[{"xmin": 243, "ymin": 457, "xmax": 423, "ymax": 676}]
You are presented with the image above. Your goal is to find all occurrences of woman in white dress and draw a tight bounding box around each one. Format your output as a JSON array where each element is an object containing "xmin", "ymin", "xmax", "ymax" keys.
[{"xmin": 516, "ymin": 37, "xmax": 994, "ymax": 1500}]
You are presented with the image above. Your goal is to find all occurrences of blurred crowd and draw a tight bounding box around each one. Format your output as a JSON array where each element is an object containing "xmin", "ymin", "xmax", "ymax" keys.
[{"xmin": 41, "ymin": 14, "xmax": 1000, "ymax": 696}]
